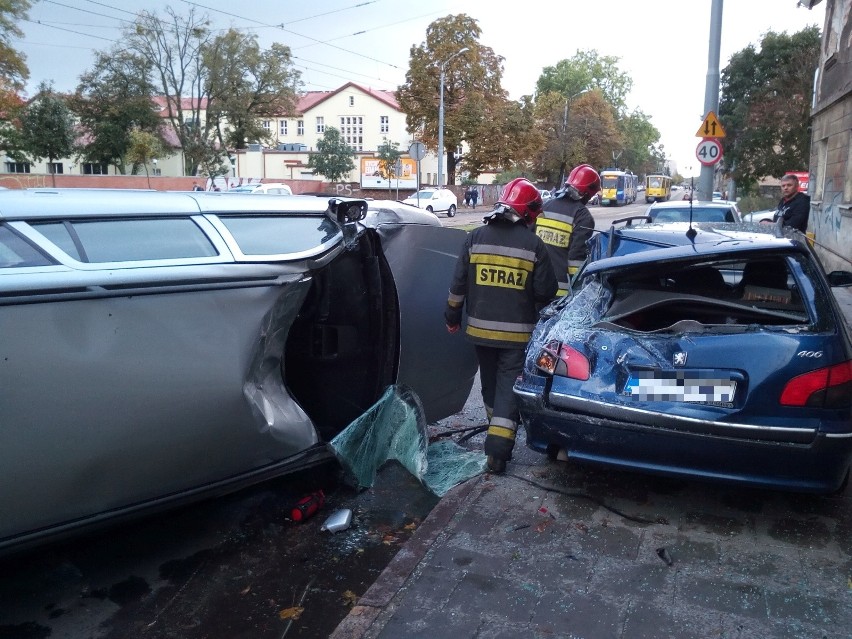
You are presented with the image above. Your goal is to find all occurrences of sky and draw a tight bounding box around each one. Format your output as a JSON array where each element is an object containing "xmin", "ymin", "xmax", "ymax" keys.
[{"xmin": 18, "ymin": 0, "xmax": 826, "ymax": 177}]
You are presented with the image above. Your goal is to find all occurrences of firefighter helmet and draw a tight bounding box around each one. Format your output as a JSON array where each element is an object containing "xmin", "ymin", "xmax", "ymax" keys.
[
  {"xmin": 566, "ymin": 164, "xmax": 601, "ymax": 200},
  {"xmin": 498, "ymin": 178, "xmax": 543, "ymax": 223}
]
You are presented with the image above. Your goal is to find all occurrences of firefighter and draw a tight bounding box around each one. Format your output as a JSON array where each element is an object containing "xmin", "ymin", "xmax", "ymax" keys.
[
  {"xmin": 535, "ymin": 164, "xmax": 601, "ymax": 296},
  {"xmin": 444, "ymin": 178, "xmax": 557, "ymax": 473}
]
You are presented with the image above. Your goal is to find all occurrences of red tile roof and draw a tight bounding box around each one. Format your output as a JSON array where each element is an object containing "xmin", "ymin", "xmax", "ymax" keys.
[{"xmin": 296, "ymin": 82, "xmax": 399, "ymax": 114}]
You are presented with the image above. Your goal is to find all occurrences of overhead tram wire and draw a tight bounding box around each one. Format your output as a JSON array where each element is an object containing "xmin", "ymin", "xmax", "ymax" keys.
[{"xmin": 177, "ymin": 0, "xmax": 401, "ymax": 71}]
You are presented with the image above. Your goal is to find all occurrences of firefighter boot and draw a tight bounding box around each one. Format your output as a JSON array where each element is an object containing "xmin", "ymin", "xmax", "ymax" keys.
[{"xmin": 484, "ymin": 418, "xmax": 516, "ymax": 474}]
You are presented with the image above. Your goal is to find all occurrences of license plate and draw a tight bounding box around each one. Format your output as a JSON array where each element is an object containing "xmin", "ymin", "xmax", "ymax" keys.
[{"xmin": 624, "ymin": 372, "xmax": 736, "ymax": 403}]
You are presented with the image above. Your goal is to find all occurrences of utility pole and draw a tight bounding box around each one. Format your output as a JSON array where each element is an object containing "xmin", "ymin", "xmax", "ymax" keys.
[{"xmin": 698, "ymin": 0, "xmax": 723, "ymax": 201}]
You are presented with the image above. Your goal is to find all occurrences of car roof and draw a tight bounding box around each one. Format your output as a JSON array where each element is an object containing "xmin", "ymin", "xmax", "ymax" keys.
[
  {"xmin": 0, "ymin": 188, "xmax": 333, "ymax": 220},
  {"xmin": 586, "ymin": 222, "xmax": 809, "ymax": 274},
  {"xmin": 647, "ymin": 200, "xmax": 736, "ymax": 209}
]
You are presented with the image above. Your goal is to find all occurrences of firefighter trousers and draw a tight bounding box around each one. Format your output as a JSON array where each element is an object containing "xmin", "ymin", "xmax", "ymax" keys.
[{"xmin": 476, "ymin": 345, "xmax": 526, "ymax": 462}]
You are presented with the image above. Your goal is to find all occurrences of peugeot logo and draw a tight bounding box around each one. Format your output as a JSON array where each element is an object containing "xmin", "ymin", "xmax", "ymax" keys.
[{"xmin": 673, "ymin": 352, "xmax": 687, "ymax": 366}]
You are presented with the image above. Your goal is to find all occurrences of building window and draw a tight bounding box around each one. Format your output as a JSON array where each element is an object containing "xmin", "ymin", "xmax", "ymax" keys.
[
  {"xmin": 48, "ymin": 162, "xmax": 63, "ymax": 174},
  {"xmin": 279, "ymin": 120, "xmax": 287, "ymax": 136},
  {"xmin": 297, "ymin": 120, "xmax": 304, "ymax": 136},
  {"xmin": 82, "ymin": 162, "xmax": 108, "ymax": 175},
  {"xmin": 5, "ymin": 162, "xmax": 30, "ymax": 173},
  {"xmin": 339, "ymin": 116, "xmax": 363, "ymax": 152},
  {"xmin": 262, "ymin": 120, "xmax": 271, "ymax": 131},
  {"xmin": 316, "ymin": 117, "xmax": 325, "ymax": 134},
  {"xmin": 349, "ymin": 96, "xmax": 355, "ymax": 107},
  {"xmin": 380, "ymin": 116, "xmax": 389, "ymax": 134},
  {"xmin": 152, "ymin": 168, "xmax": 162, "ymax": 177}
]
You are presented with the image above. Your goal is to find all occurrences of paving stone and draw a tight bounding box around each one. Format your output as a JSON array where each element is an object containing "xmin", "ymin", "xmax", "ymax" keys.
[
  {"xmin": 374, "ymin": 606, "xmax": 481, "ymax": 639},
  {"xmin": 676, "ymin": 575, "xmax": 767, "ymax": 619},
  {"xmin": 444, "ymin": 572, "xmax": 540, "ymax": 624},
  {"xmin": 620, "ymin": 601, "xmax": 713, "ymax": 639},
  {"xmin": 531, "ymin": 590, "xmax": 625, "ymax": 638}
]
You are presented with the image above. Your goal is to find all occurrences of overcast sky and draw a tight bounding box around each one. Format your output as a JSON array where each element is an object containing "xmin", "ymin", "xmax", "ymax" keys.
[{"xmin": 19, "ymin": 0, "xmax": 826, "ymax": 177}]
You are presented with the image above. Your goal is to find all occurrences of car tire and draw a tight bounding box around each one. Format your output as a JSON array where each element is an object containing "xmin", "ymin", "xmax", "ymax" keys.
[{"xmin": 447, "ymin": 205, "xmax": 456, "ymax": 218}]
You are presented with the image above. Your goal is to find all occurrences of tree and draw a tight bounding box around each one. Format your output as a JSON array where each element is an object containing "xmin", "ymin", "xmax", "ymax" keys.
[
  {"xmin": 0, "ymin": 0, "xmax": 30, "ymax": 104},
  {"xmin": 123, "ymin": 6, "xmax": 217, "ymax": 177},
  {"xmin": 617, "ymin": 109, "xmax": 664, "ymax": 177},
  {"xmin": 71, "ymin": 50, "xmax": 163, "ymax": 175},
  {"xmin": 17, "ymin": 81, "xmax": 75, "ymax": 186},
  {"xmin": 535, "ymin": 51, "xmax": 633, "ymax": 116},
  {"xmin": 719, "ymin": 26, "xmax": 820, "ymax": 188},
  {"xmin": 307, "ymin": 127, "xmax": 355, "ymax": 183},
  {"xmin": 377, "ymin": 138, "xmax": 402, "ymax": 197},
  {"xmin": 396, "ymin": 14, "xmax": 510, "ymax": 185},
  {"xmin": 125, "ymin": 127, "xmax": 166, "ymax": 188},
  {"xmin": 202, "ymin": 29, "xmax": 300, "ymax": 151},
  {"xmin": 531, "ymin": 90, "xmax": 622, "ymax": 184}
]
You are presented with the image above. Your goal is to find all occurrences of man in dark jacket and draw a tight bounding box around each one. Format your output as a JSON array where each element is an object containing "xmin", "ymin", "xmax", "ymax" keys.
[
  {"xmin": 535, "ymin": 164, "xmax": 601, "ymax": 297},
  {"xmin": 445, "ymin": 178, "xmax": 557, "ymax": 473},
  {"xmin": 774, "ymin": 174, "xmax": 810, "ymax": 232}
]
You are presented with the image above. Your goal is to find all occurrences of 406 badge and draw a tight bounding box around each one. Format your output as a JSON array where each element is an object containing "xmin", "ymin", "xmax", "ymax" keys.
[{"xmin": 476, "ymin": 264, "xmax": 527, "ymax": 289}]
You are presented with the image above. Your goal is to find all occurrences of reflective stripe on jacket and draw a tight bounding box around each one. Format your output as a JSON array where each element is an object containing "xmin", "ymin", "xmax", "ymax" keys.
[
  {"xmin": 446, "ymin": 217, "xmax": 556, "ymax": 349},
  {"xmin": 535, "ymin": 196, "xmax": 595, "ymax": 296}
]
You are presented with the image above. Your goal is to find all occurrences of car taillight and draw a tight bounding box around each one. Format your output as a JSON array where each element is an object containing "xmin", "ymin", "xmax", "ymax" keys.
[
  {"xmin": 535, "ymin": 340, "xmax": 590, "ymax": 380},
  {"xmin": 780, "ymin": 360, "xmax": 852, "ymax": 408}
]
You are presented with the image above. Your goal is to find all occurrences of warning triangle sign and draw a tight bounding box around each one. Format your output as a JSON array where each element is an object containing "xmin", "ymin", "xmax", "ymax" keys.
[{"xmin": 695, "ymin": 111, "xmax": 726, "ymax": 138}]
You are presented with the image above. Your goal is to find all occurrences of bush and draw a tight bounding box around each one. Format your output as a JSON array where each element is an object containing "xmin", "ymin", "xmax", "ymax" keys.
[{"xmin": 736, "ymin": 194, "xmax": 777, "ymax": 214}]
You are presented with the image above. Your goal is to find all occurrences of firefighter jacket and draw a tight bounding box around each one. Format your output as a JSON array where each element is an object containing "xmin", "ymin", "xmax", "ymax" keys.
[
  {"xmin": 445, "ymin": 216, "xmax": 557, "ymax": 349},
  {"xmin": 534, "ymin": 195, "xmax": 595, "ymax": 296}
]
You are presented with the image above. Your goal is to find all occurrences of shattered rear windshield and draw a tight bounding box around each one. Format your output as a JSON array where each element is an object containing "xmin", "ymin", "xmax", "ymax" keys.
[{"xmin": 586, "ymin": 253, "xmax": 820, "ymax": 333}]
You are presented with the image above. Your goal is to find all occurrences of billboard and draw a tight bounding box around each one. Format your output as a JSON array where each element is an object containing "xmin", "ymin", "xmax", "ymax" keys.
[{"xmin": 360, "ymin": 157, "xmax": 418, "ymax": 189}]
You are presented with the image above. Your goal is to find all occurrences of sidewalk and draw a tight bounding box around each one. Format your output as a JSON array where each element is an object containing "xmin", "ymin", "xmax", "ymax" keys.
[{"xmin": 330, "ymin": 289, "xmax": 852, "ymax": 639}]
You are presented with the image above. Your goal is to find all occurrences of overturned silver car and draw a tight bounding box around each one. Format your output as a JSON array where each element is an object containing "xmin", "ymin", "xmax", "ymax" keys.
[{"xmin": 0, "ymin": 189, "xmax": 476, "ymax": 553}]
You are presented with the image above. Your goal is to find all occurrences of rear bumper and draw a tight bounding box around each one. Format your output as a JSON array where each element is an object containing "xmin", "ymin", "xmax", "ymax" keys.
[{"xmin": 515, "ymin": 383, "xmax": 852, "ymax": 493}]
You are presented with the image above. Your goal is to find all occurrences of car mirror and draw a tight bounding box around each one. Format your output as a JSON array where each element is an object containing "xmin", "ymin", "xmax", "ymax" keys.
[
  {"xmin": 827, "ymin": 271, "xmax": 852, "ymax": 287},
  {"xmin": 328, "ymin": 198, "xmax": 368, "ymax": 224}
]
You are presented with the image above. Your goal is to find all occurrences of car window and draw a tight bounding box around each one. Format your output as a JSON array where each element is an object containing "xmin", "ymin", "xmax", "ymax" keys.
[
  {"xmin": 31, "ymin": 218, "xmax": 218, "ymax": 263},
  {"xmin": 0, "ymin": 224, "xmax": 53, "ymax": 267},
  {"xmin": 217, "ymin": 215, "xmax": 341, "ymax": 255}
]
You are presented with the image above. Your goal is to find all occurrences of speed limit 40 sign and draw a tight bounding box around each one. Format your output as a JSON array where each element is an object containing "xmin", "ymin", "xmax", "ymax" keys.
[{"xmin": 696, "ymin": 137, "xmax": 723, "ymax": 166}]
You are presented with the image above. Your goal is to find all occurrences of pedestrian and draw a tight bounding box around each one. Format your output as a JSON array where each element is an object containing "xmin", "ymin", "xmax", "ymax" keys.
[
  {"xmin": 444, "ymin": 178, "xmax": 557, "ymax": 474},
  {"xmin": 534, "ymin": 164, "xmax": 601, "ymax": 297},
  {"xmin": 464, "ymin": 186, "xmax": 472, "ymax": 208},
  {"xmin": 192, "ymin": 181, "xmax": 203, "ymax": 192},
  {"xmin": 773, "ymin": 173, "xmax": 810, "ymax": 232},
  {"xmin": 471, "ymin": 186, "xmax": 478, "ymax": 209}
]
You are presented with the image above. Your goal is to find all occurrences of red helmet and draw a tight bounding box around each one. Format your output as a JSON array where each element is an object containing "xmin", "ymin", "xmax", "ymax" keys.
[
  {"xmin": 498, "ymin": 178, "xmax": 542, "ymax": 223},
  {"xmin": 566, "ymin": 164, "xmax": 601, "ymax": 200}
]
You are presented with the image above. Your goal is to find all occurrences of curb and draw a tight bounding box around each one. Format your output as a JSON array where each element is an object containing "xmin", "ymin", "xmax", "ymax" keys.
[{"xmin": 329, "ymin": 474, "xmax": 487, "ymax": 639}]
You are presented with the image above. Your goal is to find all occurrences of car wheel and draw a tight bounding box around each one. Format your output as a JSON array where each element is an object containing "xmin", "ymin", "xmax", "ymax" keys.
[{"xmin": 447, "ymin": 205, "xmax": 456, "ymax": 217}]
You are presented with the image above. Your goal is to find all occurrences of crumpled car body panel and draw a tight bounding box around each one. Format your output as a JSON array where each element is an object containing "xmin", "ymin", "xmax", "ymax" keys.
[{"xmin": 0, "ymin": 191, "xmax": 474, "ymax": 553}]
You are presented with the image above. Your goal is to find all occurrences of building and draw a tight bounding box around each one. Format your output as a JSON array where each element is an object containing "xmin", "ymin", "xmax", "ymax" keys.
[{"xmin": 804, "ymin": 0, "xmax": 851, "ymax": 272}]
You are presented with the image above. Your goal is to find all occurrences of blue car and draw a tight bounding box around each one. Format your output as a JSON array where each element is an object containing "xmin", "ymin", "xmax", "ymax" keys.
[{"xmin": 515, "ymin": 221, "xmax": 852, "ymax": 493}]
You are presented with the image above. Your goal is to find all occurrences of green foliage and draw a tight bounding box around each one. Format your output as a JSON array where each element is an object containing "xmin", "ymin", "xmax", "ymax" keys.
[
  {"xmin": 307, "ymin": 127, "xmax": 355, "ymax": 183},
  {"xmin": 535, "ymin": 51, "xmax": 633, "ymax": 115},
  {"xmin": 203, "ymin": 29, "xmax": 301, "ymax": 151},
  {"xmin": 737, "ymin": 194, "xmax": 777, "ymax": 214},
  {"xmin": 618, "ymin": 109, "xmax": 663, "ymax": 177},
  {"xmin": 71, "ymin": 50, "xmax": 162, "ymax": 175},
  {"xmin": 493, "ymin": 168, "xmax": 530, "ymax": 185},
  {"xmin": 719, "ymin": 26, "xmax": 820, "ymax": 185},
  {"xmin": 377, "ymin": 138, "xmax": 402, "ymax": 196},
  {"xmin": 125, "ymin": 127, "xmax": 165, "ymax": 180},
  {"xmin": 0, "ymin": 0, "xmax": 31, "ymax": 94},
  {"xmin": 396, "ymin": 14, "xmax": 511, "ymax": 185},
  {"xmin": 18, "ymin": 82, "xmax": 75, "ymax": 184}
]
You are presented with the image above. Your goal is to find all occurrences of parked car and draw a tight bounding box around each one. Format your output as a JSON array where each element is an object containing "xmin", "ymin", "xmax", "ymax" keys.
[
  {"xmin": 402, "ymin": 188, "xmax": 458, "ymax": 217},
  {"xmin": 712, "ymin": 191, "xmax": 724, "ymax": 200},
  {"xmin": 587, "ymin": 191, "xmax": 601, "ymax": 206},
  {"xmin": 742, "ymin": 209, "xmax": 777, "ymax": 224},
  {"xmin": 228, "ymin": 182, "xmax": 293, "ymax": 195},
  {"xmin": 0, "ymin": 189, "xmax": 476, "ymax": 554},
  {"xmin": 515, "ymin": 221, "xmax": 852, "ymax": 493},
  {"xmin": 645, "ymin": 199, "xmax": 742, "ymax": 223}
]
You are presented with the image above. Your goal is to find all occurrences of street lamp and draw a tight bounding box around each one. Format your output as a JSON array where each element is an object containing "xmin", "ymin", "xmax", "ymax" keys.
[
  {"xmin": 558, "ymin": 88, "xmax": 590, "ymax": 186},
  {"xmin": 437, "ymin": 47, "xmax": 469, "ymax": 188}
]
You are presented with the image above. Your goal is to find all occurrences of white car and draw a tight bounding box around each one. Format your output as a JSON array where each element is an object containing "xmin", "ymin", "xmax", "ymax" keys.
[
  {"xmin": 228, "ymin": 182, "xmax": 294, "ymax": 195},
  {"xmin": 402, "ymin": 188, "xmax": 458, "ymax": 217}
]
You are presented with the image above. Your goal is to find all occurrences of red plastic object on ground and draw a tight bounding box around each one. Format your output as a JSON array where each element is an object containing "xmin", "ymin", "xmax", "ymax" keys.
[{"xmin": 290, "ymin": 490, "xmax": 325, "ymax": 522}]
